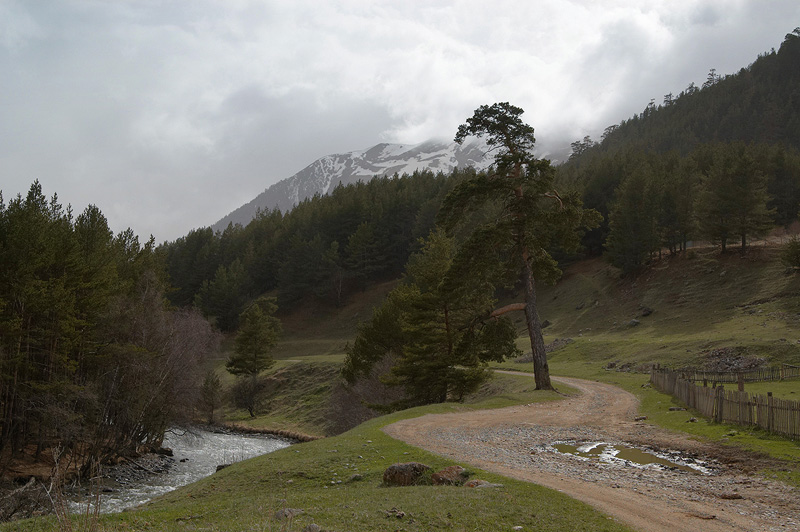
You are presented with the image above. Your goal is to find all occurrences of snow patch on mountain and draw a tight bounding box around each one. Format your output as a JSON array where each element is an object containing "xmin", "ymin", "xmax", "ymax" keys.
[{"xmin": 212, "ymin": 138, "xmax": 492, "ymax": 232}]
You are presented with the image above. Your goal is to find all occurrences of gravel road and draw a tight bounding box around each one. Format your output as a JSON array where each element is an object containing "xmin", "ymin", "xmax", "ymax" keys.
[{"xmin": 382, "ymin": 374, "xmax": 799, "ymax": 532}]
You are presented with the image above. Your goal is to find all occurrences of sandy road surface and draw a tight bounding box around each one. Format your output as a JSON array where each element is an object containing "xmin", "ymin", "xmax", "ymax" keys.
[{"xmin": 382, "ymin": 375, "xmax": 799, "ymax": 532}]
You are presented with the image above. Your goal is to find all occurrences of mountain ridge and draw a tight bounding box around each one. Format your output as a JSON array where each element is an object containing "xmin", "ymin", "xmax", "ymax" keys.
[{"xmin": 212, "ymin": 138, "xmax": 492, "ymax": 232}]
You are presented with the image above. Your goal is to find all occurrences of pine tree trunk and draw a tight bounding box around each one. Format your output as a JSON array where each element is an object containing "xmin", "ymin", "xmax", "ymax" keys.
[{"xmin": 522, "ymin": 259, "xmax": 553, "ymax": 390}]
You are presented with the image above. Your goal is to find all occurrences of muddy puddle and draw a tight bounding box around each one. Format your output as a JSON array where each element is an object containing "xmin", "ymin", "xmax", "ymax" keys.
[{"xmin": 550, "ymin": 441, "xmax": 710, "ymax": 474}]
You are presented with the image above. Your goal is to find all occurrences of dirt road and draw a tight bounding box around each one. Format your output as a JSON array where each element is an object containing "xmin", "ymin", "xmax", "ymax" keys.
[{"xmin": 383, "ymin": 375, "xmax": 799, "ymax": 532}]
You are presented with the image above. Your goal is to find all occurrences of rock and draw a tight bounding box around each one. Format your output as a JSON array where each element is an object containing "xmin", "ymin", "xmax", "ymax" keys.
[
  {"xmin": 668, "ymin": 407, "xmax": 686, "ymax": 411},
  {"xmin": 382, "ymin": 462, "xmax": 431, "ymax": 486},
  {"xmin": 348, "ymin": 473, "xmax": 363, "ymax": 482},
  {"xmin": 639, "ymin": 306, "xmax": 653, "ymax": 317},
  {"xmin": 302, "ymin": 525, "xmax": 321, "ymax": 532},
  {"xmin": 431, "ymin": 465, "xmax": 465, "ymax": 486},
  {"xmin": 274, "ymin": 508, "xmax": 303, "ymax": 521},
  {"xmin": 215, "ymin": 464, "xmax": 230, "ymax": 472},
  {"xmin": 575, "ymin": 302, "xmax": 585, "ymax": 310},
  {"xmin": 385, "ymin": 507, "xmax": 406, "ymax": 519},
  {"xmin": 687, "ymin": 417, "xmax": 698, "ymax": 423},
  {"xmin": 541, "ymin": 320, "xmax": 551, "ymax": 329},
  {"xmin": 629, "ymin": 319, "xmax": 640, "ymax": 327},
  {"xmin": 634, "ymin": 415, "xmax": 647, "ymax": 421},
  {"xmin": 156, "ymin": 447, "xmax": 173, "ymax": 457}
]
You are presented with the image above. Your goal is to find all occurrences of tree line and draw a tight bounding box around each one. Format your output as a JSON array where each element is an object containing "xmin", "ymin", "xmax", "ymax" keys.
[
  {"xmin": 0, "ymin": 182, "xmax": 219, "ymax": 477},
  {"xmin": 575, "ymin": 29, "xmax": 800, "ymax": 159},
  {"xmin": 560, "ymin": 141, "xmax": 800, "ymax": 274},
  {"xmin": 162, "ymin": 169, "xmax": 472, "ymax": 330}
]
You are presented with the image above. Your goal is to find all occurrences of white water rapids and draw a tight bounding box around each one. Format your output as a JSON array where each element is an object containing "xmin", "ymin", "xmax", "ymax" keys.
[{"xmin": 69, "ymin": 428, "xmax": 291, "ymax": 514}]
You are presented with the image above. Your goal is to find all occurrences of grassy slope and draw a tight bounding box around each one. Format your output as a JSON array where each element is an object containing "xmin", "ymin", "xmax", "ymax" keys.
[
  {"xmin": 225, "ymin": 243, "xmax": 799, "ymax": 479},
  {"xmin": 498, "ymin": 243, "xmax": 800, "ymax": 485},
  {"xmin": 11, "ymin": 375, "xmax": 633, "ymax": 532}
]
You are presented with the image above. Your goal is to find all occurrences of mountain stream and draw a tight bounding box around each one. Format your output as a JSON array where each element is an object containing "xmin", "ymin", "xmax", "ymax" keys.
[{"xmin": 69, "ymin": 427, "xmax": 291, "ymax": 514}]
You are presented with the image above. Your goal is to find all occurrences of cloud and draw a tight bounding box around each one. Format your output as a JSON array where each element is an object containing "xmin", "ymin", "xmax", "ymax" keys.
[{"xmin": 1, "ymin": 0, "xmax": 798, "ymax": 241}]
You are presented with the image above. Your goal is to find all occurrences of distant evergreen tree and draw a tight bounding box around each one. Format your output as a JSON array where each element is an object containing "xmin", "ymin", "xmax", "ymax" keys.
[
  {"xmin": 605, "ymin": 169, "xmax": 659, "ymax": 274},
  {"xmin": 195, "ymin": 258, "xmax": 250, "ymax": 331},
  {"xmin": 226, "ymin": 297, "xmax": 281, "ymax": 378},
  {"xmin": 695, "ymin": 143, "xmax": 775, "ymax": 252}
]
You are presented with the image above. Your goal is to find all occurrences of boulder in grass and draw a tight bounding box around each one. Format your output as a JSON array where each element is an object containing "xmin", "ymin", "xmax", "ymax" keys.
[
  {"xmin": 432, "ymin": 465, "xmax": 465, "ymax": 486},
  {"xmin": 382, "ymin": 462, "xmax": 431, "ymax": 486}
]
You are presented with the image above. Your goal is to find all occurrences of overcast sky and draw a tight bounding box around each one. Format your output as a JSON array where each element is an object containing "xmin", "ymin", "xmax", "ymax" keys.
[{"xmin": 2, "ymin": 1, "xmax": 798, "ymax": 242}]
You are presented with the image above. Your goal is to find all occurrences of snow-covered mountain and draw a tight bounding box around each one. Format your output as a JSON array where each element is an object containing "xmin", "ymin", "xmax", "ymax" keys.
[{"xmin": 212, "ymin": 138, "xmax": 492, "ymax": 231}]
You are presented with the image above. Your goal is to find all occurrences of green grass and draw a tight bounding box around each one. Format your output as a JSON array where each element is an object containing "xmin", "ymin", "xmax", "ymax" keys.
[
  {"xmin": 8, "ymin": 374, "xmax": 626, "ymax": 532},
  {"xmin": 737, "ymin": 379, "xmax": 800, "ymax": 400}
]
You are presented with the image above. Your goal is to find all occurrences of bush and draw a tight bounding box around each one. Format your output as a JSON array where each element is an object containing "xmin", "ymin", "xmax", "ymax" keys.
[{"xmin": 781, "ymin": 237, "xmax": 800, "ymax": 269}]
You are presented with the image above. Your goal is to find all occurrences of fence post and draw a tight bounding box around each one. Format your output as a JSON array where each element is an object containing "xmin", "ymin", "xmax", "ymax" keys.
[
  {"xmin": 767, "ymin": 392, "xmax": 774, "ymax": 433},
  {"xmin": 715, "ymin": 385, "xmax": 724, "ymax": 422}
]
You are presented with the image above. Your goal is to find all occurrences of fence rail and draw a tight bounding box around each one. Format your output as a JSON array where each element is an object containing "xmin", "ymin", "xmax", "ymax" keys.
[
  {"xmin": 675, "ymin": 364, "xmax": 800, "ymax": 384},
  {"xmin": 650, "ymin": 368, "xmax": 800, "ymax": 439}
]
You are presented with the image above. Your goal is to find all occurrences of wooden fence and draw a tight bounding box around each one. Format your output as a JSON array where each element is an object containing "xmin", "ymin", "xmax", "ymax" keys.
[
  {"xmin": 674, "ymin": 364, "xmax": 800, "ymax": 384},
  {"xmin": 650, "ymin": 368, "xmax": 800, "ymax": 439}
]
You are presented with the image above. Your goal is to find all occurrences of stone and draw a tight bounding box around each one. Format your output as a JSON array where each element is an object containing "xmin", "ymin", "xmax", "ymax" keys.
[
  {"xmin": 274, "ymin": 508, "xmax": 303, "ymax": 521},
  {"xmin": 634, "ymin": 415, "xmax": 647, "ymax": 421},
  {"xmin": 382, "ymin": 462, "xmax": 431, "ymax": 486},
  {"xmin": 639, "ymin": 306, "xmax": 653, "ymax": 317},
  {"xmin": 629, "ymin": 319, "xmax": 640, "ymax": 327},
  {"xmin": 215, "ymin": 464, "xmax": 230, "ymax": 472},
  {"xmin": 301, "ymin": 525, "xmax": 321, "ymax": 532},
  {"xmin": 431, "ymin": 465, "xmax": 465, "ymax": 486}
]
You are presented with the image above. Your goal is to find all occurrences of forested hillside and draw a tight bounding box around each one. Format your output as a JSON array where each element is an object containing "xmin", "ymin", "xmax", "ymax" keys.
[
  {"xmin": 163, "ymin": 169, "xmax": 472, "ymax": 329},
  {"xmin": 166, "ymin": 31, "xmax": 800, "ymax": 327},
  {"xmin": 576, "ymin": 28, "xmax": 800, "ymax": 157},
  {"xmin": 558, "ymin": 29, "xmax": 800, "ymax": 270}
]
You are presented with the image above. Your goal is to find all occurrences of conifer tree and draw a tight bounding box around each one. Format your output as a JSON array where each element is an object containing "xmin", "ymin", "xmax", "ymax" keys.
[
  {"xmin": 343, "ymin": 230, "xmax": 518, "ymax": 408},
  {"xmin": 605, "ymin": 169, "xmax": 659, "ymax": 274},
  {"xmin": 696, "ymin": 143, "xmax": 774, "ymax": 252},
  {"xmin": 226, "ymin": 297, "xmax": 281, "ymax": 377},
  {"xmin": 439, "ymin": 103, "xmax": 600, "ymax": 390},
  {"xmin": 226, "ymin": 296, "xmax": 281, "ymax": 417}
]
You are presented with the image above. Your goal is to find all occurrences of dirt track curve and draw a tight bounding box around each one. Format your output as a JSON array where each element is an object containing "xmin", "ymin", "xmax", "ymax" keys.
[{"xmin": 382, "ymin": 374, "xmax": 799, "ymax": 532}]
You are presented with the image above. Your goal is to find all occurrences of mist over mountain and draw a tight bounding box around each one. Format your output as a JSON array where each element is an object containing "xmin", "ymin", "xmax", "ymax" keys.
[{"xmin": 212, "ymin": 138, "xmax": 492, "ymax": 231}]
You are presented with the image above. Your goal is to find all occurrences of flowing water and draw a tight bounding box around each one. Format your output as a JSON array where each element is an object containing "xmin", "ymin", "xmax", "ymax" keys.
[{"xmin": 69, "ymin": 428, "xmax": 292, "ymax": 514}]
